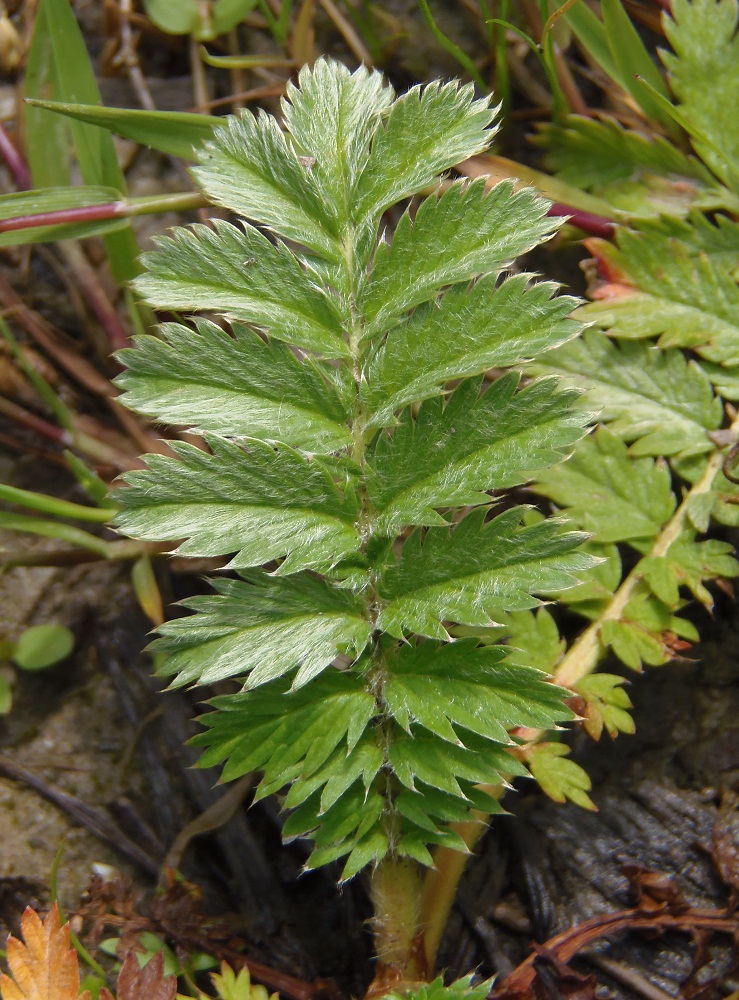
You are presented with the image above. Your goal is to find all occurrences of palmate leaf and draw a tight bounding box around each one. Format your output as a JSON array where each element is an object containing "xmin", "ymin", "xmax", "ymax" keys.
[
  {"xmin": 532, "ymin": 428, "xmax": 676, "ymax": 546},
  {"xmin": 114, "ymin": 436, "xmax": 359, "ymax": 572},
  {"xmin": 361, "ymin": 179, "xmax": 560, "ymax": 338},
  {"xmin": 363, "ymin": 276, "xmax": 580, "ymax": 428},
  {"xmin": 152, "ymin": 572, "xmax": 370, "ymax": 689},
  {"xmin": 662, "ymin": 0, "xmax": 739, "ymax": 189},
  {"xmin": 368, "ymin": 375, "xmax": 589, "ymax": 532},
  {"xmin": 133, "ymin": 221, "xmax": 348, "ymax": 358},
  {"xmin": 115, "ymin": 320, "xmax": 350, "ymax": 452},
  {"xmin": 528, "ymin": 332, "xmax": 721, "ymax": 459},
  {"xmin": 378, "ymin": 508, "xmax": 592, "ymax": 639},
  {"xmin": 385, "ymin": 640, "xmax": 573, "ymax": 745},
  {"xmin": 579, "ymin": 226, "xmax": 739, "ymax": 366}
]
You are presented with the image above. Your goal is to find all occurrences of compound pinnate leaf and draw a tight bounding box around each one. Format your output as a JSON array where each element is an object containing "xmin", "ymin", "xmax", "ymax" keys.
[
  {"xmin": 114, "ymin": 436, "xmax": 359, "ymax": 573},
  {"xmin": 363, "ymin": 276, "xmax": 580, "ymax": 428},
  {"xmin": 134, "ymin": 221, "xmax": 347, "ymax": 358},
  {"xmin": 369, "ymin": 375, "xmax": 588, "ymax": 532},
  {"xmin": 532, "ymin": 428, "xmax": 676, "ymax": 545},
  {"xmin": 528, "ymin": 332, "xmax": 721, "ymax": 459},
  {"xmin": 361, "ymin": 179, "xmax": 560, "ymax": 337},
  {"xmin": 0, "ymin": 905, "xmax": 90, "ymax": 1000},
  {"xmin": 378, "ymin": 508, "xmax": 593, "ymax": 640},
  {"xmin": 152, "ymin": 572, "xmax": 370, "ymax": 689},
  {"xmin": 579, "ymin": 228, "xmax": 739, "ymax": 366},
  {"xmin": 280, "ymin": 60, "xmax": 394, "ymax": 227},
  {"xmin": 116, "ymin": 320, "xmax": 349, "ymax": 452}
]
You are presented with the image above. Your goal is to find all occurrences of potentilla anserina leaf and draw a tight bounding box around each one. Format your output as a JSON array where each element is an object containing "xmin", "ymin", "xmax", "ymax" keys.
[{"xmin": 0, "ymin": 905, "xmax": 90, "ymax": 1000}]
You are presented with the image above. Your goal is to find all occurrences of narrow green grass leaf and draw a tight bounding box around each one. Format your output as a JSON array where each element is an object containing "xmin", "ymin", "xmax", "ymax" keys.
[{"xmin": 25, "ymin": 99, "xmax": 221, "ymax": 160}]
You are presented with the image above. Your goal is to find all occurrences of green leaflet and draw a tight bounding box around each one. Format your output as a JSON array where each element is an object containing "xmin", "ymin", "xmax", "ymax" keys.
[
  {"xmin": 527, "ymin": 332, "xmax": 722, "ymax": 459},
  {"xmin": 389, "ymin": 733, "xmax": 527, "ymax": 798},
  {"xmin": 280, "ymin": 60, "xmax": 394, "ymax": 227},
  {"xmin": 536, "ymin": 114, "xmax": 728, "ymax": 217},
  {"xmin": 579, "ymin": 227, "xmax": 739, "ymax": 365},
  {"xmin": 152, "ymin": 573, "xmax": 370, "ymax": 689},
  {"xmin": 115, "ymin": 321, "xmax": 350, "ymax": 452},
  {"xmin": 363, "ymin": 276, "xmax": 580, "ymax": 428},
  {"xmin": 360, "ymin": 179, "xmax": 560, "ymax": 338},
  {"xmin": 532, "ymin": 428, "xmax": 676, "ymax": 545},
  {"xmin": 368, "ymin": 375, "xmax": 588, "ymax": 532},
  {"xmin": 193, "ymin": 670, "xmax": 377, "ymax": 784},
  {"xmin": 354, "ymin": 80, "xmax": 496, "ymax": 220},
  {"xmin": 114, "ymin": 436, "xmax": 360, "ymax": 572},
  {"xmin": 385, "ymin": 640, "xmax": 573, "ymax": 745},
  {"xmin": 526, "ymin": 742, "xmax": 596, "ymax": 811},
  {"xmin": 192, "ymin": 111, "xmax": 341, "ymax": 260},
  {"xmin": 662, "ymin": 0, "xmax": 739, "ymax": 190},
  {"xmin": 378, "ymin": 508, "xmax": 592, "ymax": 639},
  {"xmin": 134, "ymin": 221, "xmax": 348, "ymax": 358}
]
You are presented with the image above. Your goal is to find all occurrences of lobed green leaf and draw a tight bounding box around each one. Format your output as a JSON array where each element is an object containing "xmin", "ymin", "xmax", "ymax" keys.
[
  {"xmin": 116, "ymin": 320, "xmax": 350, "ymax": 452},
  {"xmin": 114, "ymin": 436, "xmax": 359, "ymax": 573}
]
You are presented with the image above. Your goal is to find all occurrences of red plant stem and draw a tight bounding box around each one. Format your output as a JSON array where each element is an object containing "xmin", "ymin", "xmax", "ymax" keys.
[
  {"xmin": 0, "ymin": 394, "xmax": 70, "ymax": 445},
  {"xmin": 0, "ymin": 122, "xmax": 31, "ymax": 191},
  {"xmin": 0, "ymin": 201, "xmax": 125, "ymax": 234},
  {"xmin": 547, "ymin": 202, "xmax": 616, "ymax": 238},
  {"xmin": 490, "ymin": 906, "xmax": 737, "ymax": 994}
]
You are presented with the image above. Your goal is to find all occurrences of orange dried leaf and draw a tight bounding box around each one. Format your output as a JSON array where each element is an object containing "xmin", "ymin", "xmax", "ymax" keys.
[
  {"xmin": 115, "ymin": 951, "xmax": 176, "ymax": 1000},
  {"xmin": 0, "ymin": 904, "xmax": 90, "ymax": 1000}
]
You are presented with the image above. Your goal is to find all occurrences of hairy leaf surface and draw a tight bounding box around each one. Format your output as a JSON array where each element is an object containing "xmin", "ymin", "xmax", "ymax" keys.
[
  {"xmin": 116, "ymin": 321, "xmax": 349, "ymax": 451},
  {"xmin": 528, "ymin": 332, "xmax": 721, "ymax": 458},
  {"xmin": 363, "ymin": 277, "xmax": 580, "ymax": 428},
  {"xmin": 361, "ymin": 180, "xmax": 560, "ymax": 337},
  {"xmin": 115, "ymin": 437, "xmax": 359, "ymax": 572},
  {"xmin": 152, "ymin": 573, "xmax": 370, "ymax": 689},
  {"xmin": 134, "ymin": 222, "xmax": 347, "ymax": 357},
  {"xmin": 385, "ymin": 640, "xmax": 573, "ymax": 745},
  {"xmin": 378, "ymin": 509, "xmax": 592, "ymax": 639},
  {"xmin": 355, "ymin": 80, "xmax": 496, "ymax": 220},
  {"xmin": 368, "ymin": 375, "xmax": 588, "ymax": 532}
]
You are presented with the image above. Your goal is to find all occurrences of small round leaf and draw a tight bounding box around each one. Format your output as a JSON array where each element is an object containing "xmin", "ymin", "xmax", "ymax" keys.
[{"xmin": 12, "ymin": 624, "xmax": 75, "ymax": 671}]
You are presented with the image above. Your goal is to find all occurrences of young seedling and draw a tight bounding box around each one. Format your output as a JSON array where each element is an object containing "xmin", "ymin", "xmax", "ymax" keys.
[{"xmin": 114, "ymin": 58, "xmax": 594, "ymax": 989}]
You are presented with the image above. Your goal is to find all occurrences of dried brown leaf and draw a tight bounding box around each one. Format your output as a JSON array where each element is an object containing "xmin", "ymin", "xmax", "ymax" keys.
[
  {"xmin": 0, "ymin": 904, "xmax": 90, "ymax": 1000},
  {"xmin": 115, "ymin": 951, "xmax": 176, "ymax": 1000}
]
